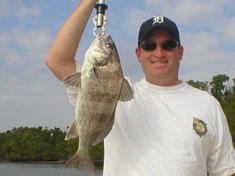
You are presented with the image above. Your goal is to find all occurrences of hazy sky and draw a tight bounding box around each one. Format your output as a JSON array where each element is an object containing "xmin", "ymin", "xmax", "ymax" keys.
[{"xmin": 0, "ymin": 0, "xmax": 235, "ymax": 132}]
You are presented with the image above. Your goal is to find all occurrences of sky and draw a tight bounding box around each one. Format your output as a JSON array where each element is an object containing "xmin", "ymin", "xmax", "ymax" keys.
[{"xmin": 0, "ymin": 0, "xmax": 235, "ymax": 132}]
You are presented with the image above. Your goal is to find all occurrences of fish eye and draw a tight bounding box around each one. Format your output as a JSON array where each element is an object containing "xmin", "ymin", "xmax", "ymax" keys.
[{"xmin": 105, "ymin": 42, "xmax": 112, "ymax": 48}]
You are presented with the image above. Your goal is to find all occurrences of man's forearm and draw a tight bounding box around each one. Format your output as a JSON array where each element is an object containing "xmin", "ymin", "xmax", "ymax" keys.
[{"xmin": 45, "ymin": 0, "xmax": 98, "ymax": 80}]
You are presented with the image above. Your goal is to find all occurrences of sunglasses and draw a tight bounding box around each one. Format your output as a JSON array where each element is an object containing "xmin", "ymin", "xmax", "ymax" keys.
[{"xmin": 139, "ymin": 40, "xmax": 179, "ymax": 51}]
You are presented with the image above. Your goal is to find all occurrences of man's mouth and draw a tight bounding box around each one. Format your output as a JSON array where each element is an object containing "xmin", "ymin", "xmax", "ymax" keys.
[{"xmin": 151, "ymin": 61, "xmax": 168, "ymax": 64}]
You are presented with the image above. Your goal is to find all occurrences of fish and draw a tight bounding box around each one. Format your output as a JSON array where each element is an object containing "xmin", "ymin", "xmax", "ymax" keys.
[{"xmin": 62, "ymin": 34, "xmax": 133, "ymax": 176}]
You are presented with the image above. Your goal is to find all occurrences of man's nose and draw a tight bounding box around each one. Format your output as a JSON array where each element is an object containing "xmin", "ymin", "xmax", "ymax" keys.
[{"xmin": 153, "ymin": 44, "xmax": 165, "ymax": 58}]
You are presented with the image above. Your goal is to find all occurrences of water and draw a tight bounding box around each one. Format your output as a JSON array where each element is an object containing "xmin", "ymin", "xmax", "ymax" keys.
[{"xmin": 0, "ymin": 162, "xmax": 103, "ymax": 176}]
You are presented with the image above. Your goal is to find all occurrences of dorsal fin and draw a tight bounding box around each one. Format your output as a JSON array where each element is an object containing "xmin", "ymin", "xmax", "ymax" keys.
[{"xmin": 119, "ymin": 78, "xmax": 134, "ymax": 101}]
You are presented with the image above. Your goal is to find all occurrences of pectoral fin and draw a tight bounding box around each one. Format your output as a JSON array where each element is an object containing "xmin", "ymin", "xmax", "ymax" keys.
[
  {"xmin": 119, "ymin": 78, "xmax": 134, "ymax": 101},
  {"xmin": 87, "ymin": 66, "xmax": 100, "ymax": 85},
  {"xmin": 62, "ymin": 72, "xmax": 82, "ymax": 88}
]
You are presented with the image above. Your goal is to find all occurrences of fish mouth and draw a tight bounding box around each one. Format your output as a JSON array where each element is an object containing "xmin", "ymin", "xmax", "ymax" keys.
[
  {"xmin": 97, "ymin": 33, "xmax": 108, "ymax": 37},
  {"xmin": 97, "ymin": 33, "xmax": 110, "ymax": 39}
]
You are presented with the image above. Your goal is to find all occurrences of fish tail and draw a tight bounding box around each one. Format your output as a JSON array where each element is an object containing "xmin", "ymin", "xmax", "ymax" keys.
[{"xmin": 65, "ymin": 151, "xmax": 97, "ymax": 176}]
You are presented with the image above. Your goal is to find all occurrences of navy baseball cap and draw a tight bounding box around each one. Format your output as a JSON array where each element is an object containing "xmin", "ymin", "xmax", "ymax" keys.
[{"xmin": 138, "ymin": 16, "xmax": 180, "ymax": 45}]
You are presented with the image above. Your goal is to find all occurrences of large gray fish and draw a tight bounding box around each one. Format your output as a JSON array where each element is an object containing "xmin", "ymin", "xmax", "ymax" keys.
[{"xmin": 62, "ymin": 34, "xmax": 133, "ymax": 176}]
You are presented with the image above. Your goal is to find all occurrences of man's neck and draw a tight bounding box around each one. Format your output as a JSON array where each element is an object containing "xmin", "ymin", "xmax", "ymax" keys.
[{"xmin": 145, "ymin": 77, "xmax": 181, "ymax": 87}]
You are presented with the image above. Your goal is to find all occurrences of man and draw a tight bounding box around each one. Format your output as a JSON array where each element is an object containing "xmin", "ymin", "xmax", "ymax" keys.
[{"xmin": 45, "ymin": 0, "xmax": 235, "ymax": 175}]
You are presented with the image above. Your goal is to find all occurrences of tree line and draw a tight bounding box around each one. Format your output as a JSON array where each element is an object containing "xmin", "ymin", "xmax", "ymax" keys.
[
  {"xmin": 0, "ymin": 126, "xmax": 104, "ymax": 163},
  {"xmin": 0, "ymin": 74, "xmax": 234, "ymax": 162}
]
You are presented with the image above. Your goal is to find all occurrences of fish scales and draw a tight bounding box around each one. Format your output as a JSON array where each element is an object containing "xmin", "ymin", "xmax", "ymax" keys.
[{"xmin": 62, "ymin": 34, "xmax": 133, "ymax": 176}]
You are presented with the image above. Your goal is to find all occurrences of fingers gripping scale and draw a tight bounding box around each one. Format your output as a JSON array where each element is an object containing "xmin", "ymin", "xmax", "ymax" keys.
[{"xmin": 93, "ymin": 0, "xmax": 108, "ymax": 36}]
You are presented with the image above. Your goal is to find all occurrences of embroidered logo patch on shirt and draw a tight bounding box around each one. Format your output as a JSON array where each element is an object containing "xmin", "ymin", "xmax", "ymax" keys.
[{"xmin": 193, "ymin": 117, "xmax": 207, "ymax": 137}]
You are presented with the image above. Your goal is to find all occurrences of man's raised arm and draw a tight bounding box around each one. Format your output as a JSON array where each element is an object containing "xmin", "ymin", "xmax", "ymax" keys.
[{"xmin": 45, "ymin": 0, "xmax": 98, "ymax": 81}]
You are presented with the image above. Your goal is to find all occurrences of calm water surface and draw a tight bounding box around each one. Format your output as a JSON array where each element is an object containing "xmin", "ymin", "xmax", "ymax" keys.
[{"xmin": 0, "ymin": 162, "xmax": 103, "ymax": 176}]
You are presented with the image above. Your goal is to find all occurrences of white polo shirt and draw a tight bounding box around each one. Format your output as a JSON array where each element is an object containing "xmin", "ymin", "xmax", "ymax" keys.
[{"xmin": 102, "ymin": 78, "xmax": 235, "ymax": 176}]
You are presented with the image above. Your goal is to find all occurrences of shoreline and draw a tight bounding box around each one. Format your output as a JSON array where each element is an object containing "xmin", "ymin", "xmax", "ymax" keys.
[
  {"xmin": 0, "ymin": 160, "xmax": 104, "ymax": 167},
  {"xmin": 0, "ymin": 160, "xmax": 65, "ymax": 164}
]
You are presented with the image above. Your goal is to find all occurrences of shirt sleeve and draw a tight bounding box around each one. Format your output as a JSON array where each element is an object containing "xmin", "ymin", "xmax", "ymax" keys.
[{"xmin": 207, "ymin": 101, "xmax": 235, "ymax": 176}]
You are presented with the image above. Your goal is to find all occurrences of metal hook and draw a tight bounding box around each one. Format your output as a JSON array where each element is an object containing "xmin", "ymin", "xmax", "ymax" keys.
[
  {"xmin": 93, "ymin": 0, "xmax": 108, "ymax": 36},
  {"xmin": 93, "ymin": 15, "xmax": 107, "ymax": 36}
]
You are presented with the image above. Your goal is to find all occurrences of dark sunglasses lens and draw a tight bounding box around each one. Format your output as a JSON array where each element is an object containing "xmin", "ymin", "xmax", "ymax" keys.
[
  {"xmin": 161, "ymin": 41, "xmax": 177, "ymax": 51},
  {"xmin": 141, "ymin": 42, "xmax": 157, "ymax": 51}
]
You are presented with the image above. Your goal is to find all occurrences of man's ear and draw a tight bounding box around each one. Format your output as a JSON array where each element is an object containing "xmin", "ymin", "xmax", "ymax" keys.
[
  {"xmin": 136, "ymin": 47, "xmax": 141, "ymax": 63},
  {"xmin": 178, "ymin": 45, "xmax": 184, "ymax": 61}
]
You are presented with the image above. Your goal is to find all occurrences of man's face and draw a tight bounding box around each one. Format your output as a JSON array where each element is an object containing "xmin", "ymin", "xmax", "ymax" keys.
[{"xmin": 136, "ymin": 28, "xmax": 183, "ymax": 86}]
